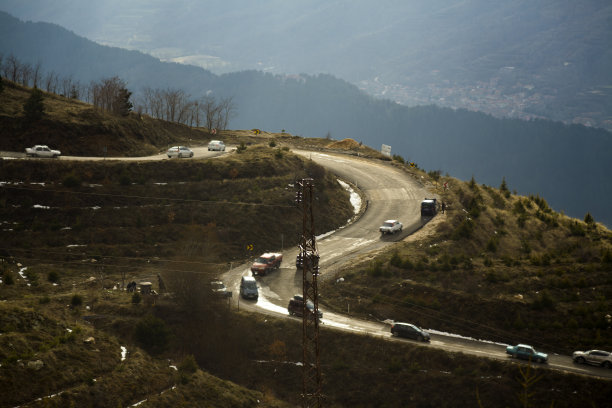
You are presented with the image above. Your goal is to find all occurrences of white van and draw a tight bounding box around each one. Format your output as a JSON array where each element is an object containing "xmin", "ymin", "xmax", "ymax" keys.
[
  {"xmin": 208, "ymin": 140, "xmax": 226, "ymax": 151},
  {"xmin": 240, "ymin": 276, "xmax": 258, "ymax": 300}
]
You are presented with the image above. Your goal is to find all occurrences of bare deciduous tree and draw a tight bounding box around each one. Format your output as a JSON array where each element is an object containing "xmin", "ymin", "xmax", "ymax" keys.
[
  {"xmin": 18, "ymin": 62, "xmax": 32, "ymax": 87},
  {"xmin": 89, "ymin": 76, "xmax": 133, "ymax": 115},
  {"xmin": 5, "ymin": 54, "xmax": 20, "ymax": 82},
  {"xmin": 44, "ymin": 71, "xmax": 59, "ymax": 94},
  {"xmin": 32, "ymin": 61, "xmax": 42, "ymax": 89}
]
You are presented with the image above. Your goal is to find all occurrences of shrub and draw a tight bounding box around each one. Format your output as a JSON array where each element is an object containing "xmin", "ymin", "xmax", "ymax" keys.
[
  {"xmin": 529, "ymin": 194, "xmax": 550, "ymax": 212},
  {"xmin": 392, "ymin": 154, "xmax": 405, "ymax": 163},
  {"xmin": 269, "ymin": 140, "xmax": 276, "ymax": 147},
  {"xmin": 236, "ymin": 142, "xmax": 247, "ymax": 153},
  {"xmin": 2, "ymin": 270, "xmax": 14, "ymax": 285},
  {"xmin": 567, "ymin": 221, "xmax": 585, "ymax": 236},
  {"xmin": 119, "ymin": 173, "xmax": 131, "ymax": 186},
  {"xmin": 23, "ymin": 87, "xmax": 45, "ymax": 123},
  {"xmin": 520, "ymin": 239, "xmax": 531, "ymax": 254},
  {"xmin": 47, "ymin": 270, "xmax": 60, "ymax": 283},
  {"xmin": 134, "ymin": 315, "xmax": 172, "ymax": 355},
  {"xmin": 532, "ymin": 290, "xmax": 556, "ymax": 310},
  {"xmin": 132, "ymin": 292, "xmax": 142, "ymax": 304},
  {"xmin": 499, "ymin": 177, "xmax": 510, "ymax": 198},
  {"xmin": 428, "ymin": 169, "xmax": 441, "ymax": 182},
  {"xmin": 390, "ymin": 251, "xmax": 402, "ymax": 267},
  {"xmin": 179, "ymin": 354, "xmax": 199, "ymax": 374},
  {"xmin": 486, "ymin": 238, "xmax": 498, "ymax": 253},
  {"xmin": 584, "ymin": 212, "xmax": 594, "ymax": 224},
  {"xmin": 452, "ymin": 218, "xmax": 474, "ymax": 240},
  {"xmin": 468, "ymin": 175, "xmax": 478, "ymax": 190},
  {"xmin": 62, "ymin": 173, "xmax": 81, "ymax": 188},
  {"xmin": 71, "ymin": 294, "xmax": 83, "ymax": 307},
  {"xmin": 274, "ymin": 149, "xmax": 283, "ymax": 159}
]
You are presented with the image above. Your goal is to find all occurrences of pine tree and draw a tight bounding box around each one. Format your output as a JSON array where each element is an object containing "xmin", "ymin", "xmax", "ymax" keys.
[
  {"xmin": 23, "ymin": 87, "xmax": 45, "ymax": 123},
  {"xmin": 116, "ymin": 87, "xmax": 133, "ymax": 116}
]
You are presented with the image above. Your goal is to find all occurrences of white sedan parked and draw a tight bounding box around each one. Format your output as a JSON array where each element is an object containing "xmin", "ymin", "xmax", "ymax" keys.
[{"xmin": 166, "ymin": 146, "xmax": 194, "ymax": 158}]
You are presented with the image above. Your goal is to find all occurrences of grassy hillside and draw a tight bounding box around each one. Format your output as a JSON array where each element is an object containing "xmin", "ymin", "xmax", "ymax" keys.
[
  {"xmin": 1, "ymin": 81, "xmax": 611, "ymax": 407},
  {"xmin": 321, "ymin": 164, "xmax": 612, "ymax": 355},
  {"xmin": 0, "ymin": 80, "xmax": 212, "ymax": 156}
]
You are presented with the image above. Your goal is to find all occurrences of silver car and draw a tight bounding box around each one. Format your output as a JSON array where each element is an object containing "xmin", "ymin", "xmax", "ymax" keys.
[
  {"xmin": 572, "ymin": 350, "xmax": 612, "ymax": 368},
  {"xmin": 167, "ymin": 146, "xmax": 193, "ymax": 158},
  {"xmin": 207, "ymin": 140, "xmax": 226, "ymax": 151}
]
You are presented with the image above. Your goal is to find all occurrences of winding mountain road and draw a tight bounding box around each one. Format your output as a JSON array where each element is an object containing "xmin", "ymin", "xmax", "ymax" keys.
[
  {"xmin": 219, "ymin": 150, "xmax": 612, "ymax": 381},
  {"xmin": 6, "ymin": 146, "xmax": 611, "ymax": 379}
]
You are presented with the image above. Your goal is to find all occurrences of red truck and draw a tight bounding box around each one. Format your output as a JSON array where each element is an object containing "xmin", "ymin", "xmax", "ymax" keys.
[{"xmin": 251, "ymin": 253, "xmax": 283, "ymax": 276}]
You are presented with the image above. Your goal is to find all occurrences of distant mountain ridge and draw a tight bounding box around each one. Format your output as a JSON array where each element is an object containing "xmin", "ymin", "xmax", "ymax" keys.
[
  {"xmin": 1, "ymin": 11, "xmax": 611, "ymax": 226},
  {"xmin": 2, "ymin": 0, "xmax": 611, "ymax": 131}
]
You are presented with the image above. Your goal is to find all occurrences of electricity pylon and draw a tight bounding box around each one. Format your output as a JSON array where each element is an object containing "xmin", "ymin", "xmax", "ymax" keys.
[{"xmin": 296, "ymin": 178, "xmax": 322, "ymax": 407}]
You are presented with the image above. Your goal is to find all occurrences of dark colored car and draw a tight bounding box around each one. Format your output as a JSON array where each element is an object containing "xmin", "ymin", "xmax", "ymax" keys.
[
  {"xmin": 421, "ymin": 198, "xmax": 437, "ymax": 216},
  {"xmin": 390, "ymin": 322, "xmax": 431, "ymax": 342},
  {"xmin": 288, "ymin": 295, "xmax": 322, "ymax": 319}
]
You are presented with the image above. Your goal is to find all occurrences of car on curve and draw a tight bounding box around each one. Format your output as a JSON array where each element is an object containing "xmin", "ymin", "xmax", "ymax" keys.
[{"xmin": 207, "ymin": 140, "xmax": 226, "ymax": 151}]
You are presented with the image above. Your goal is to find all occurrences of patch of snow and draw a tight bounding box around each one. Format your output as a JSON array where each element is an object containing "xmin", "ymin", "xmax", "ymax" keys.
[
  {"xmin": 169, "ymin": 365, "xmax": 177, "ymax": 371},
  {"xmin": 66, "ymin": 244, "xmax": 86, "ymax": 248},
  {"xmin": 91, "ymin": 206, "xmax": 101, "ymax": 210},
  {"xmin": 427, "ymin": 329, "xmax": 509, "ymax": 347},
  {"xmin": 18, "ymin": 267, "xmax": 28, "ymax": 280},
  {"xmin": 121, "ymin": 346, "xmax": 127, "ymax": 361},
  {"xmin": 32, "ymin": 204, "xmax": 50, "ymax": 209},
  {"xmin": 30, "ymin": 182, "xmax": 46, "ymax": 186},
  {"xmin": 337, "ymin": 179, "xmax": 362, "ymax": 214}
]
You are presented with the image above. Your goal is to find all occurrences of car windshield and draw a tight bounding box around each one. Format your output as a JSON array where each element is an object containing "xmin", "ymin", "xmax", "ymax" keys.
[
  {"xmin": 255, "ymin": 257, "xmax": 269, "ymax": 263},
  {"xmin": 383, "ymin": 222, "xmax": 393, "ymax": 227},
  {"xmin": 245, "ymin": 281, "xmax": 257, "ymax": 289}
]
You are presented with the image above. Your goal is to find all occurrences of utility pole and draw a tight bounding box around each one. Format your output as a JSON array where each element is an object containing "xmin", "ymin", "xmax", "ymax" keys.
[{"xmin": 296, "ymin": 178, "xmax": 322, "ymax": 407}]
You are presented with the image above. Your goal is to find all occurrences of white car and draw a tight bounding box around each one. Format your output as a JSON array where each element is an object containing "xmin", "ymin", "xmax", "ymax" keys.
[
  {"xmin": 380, "ymin": 219, "xmax": 403, "ymax": 234},
  {"xmin": 25, "ymin": 145, "xmax": 61, "ymax": 158},
  {"xmin": 210, "ymin": 280, "xmax": 230, "ymax": 298},
  {"xmin": 572, "ymin": 350, "xmax": 612, "ymax": 368},
  {"xmin": 208, "ymin": 140, "xmax": 226, "ymax": 151},
  {"xmin": 167, "ymin": 146, "xmax": 193, "ymax": 158}
]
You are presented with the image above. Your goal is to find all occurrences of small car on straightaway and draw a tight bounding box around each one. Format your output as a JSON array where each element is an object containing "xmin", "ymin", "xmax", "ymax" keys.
[
  {"xmin": 506, "ymin": 344, "xmax": 548, "ymax": 363},
  {"xmin": 25, "ymin": 145, "xmax": 61, "ymax": 158},
  {"xmin": 572, "ymin": 349, "xmax": 612, "ymax": 368},
  {"xmin": 390, "ymin": 322, "xmax": 430, "ymax": 342},
  {"xmin": 167, "ymin": 146, "xmax": 193, "ymax": 158}
]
